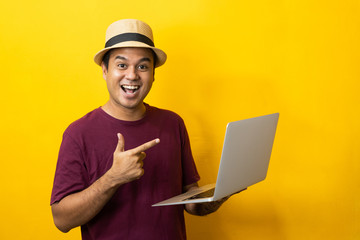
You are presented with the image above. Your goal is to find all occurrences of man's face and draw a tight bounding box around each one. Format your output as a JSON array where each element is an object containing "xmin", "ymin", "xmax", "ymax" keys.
[{"xmin": 102, "ymin": 47, "xmax": 155, "ymax": 112}]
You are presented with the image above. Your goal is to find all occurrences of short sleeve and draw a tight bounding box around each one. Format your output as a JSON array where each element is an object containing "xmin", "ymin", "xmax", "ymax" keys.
[{"xmin": 50, "ymin": 132, "xmax": 89, "ymax": 205}]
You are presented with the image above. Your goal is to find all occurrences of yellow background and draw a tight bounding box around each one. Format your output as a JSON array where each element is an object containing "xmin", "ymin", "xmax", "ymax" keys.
[{"xmin": 0, "ymin": 0, "xmax": 359, "ymax": 239}]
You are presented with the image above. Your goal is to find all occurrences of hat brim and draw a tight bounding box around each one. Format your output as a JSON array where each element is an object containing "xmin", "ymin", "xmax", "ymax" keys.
[{"xmin": 94, "ymin": 41, "xmax": 167, "ymax": 68}]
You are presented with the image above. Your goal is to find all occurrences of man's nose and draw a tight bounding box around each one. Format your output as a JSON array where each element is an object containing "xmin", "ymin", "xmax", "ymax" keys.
[{"xmin": 125, "ymin": 67, "xmax": 138, "ymax": 80}]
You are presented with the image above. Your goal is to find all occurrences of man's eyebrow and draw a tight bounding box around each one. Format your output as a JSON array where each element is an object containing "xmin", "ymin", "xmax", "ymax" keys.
[
  {"xmin": 138, "ymin": 57, "xmax": 151, "ymax": 63},
  {"xmin": 114, "ymin": 55, "xmax": 127, "ymax": 61},
  {"xmin": 114, "ymin": 56, "xmax": 151, "ymax": 63}
]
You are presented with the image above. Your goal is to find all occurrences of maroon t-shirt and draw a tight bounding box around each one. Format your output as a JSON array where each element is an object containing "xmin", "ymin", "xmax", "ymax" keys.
[{"xmin": 51, "ymin": 104, "xmax": 200, "ymax": 240}]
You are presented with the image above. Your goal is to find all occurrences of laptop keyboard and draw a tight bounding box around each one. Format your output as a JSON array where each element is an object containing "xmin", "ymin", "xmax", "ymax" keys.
[{"xmin": 183, "ymin": 188, "xmax": 215, "ymax": 201}]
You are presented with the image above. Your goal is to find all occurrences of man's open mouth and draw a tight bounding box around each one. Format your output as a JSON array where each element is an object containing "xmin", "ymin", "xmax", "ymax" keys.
[{"xmin": 121, "ymin": 84, "xmax": 140, "ymax": 94}]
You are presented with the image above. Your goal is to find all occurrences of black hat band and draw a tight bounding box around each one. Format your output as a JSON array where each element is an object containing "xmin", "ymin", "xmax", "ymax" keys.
[{"xmin": 105, "ymin": 33, "xmax": 154, "ymax": 48}]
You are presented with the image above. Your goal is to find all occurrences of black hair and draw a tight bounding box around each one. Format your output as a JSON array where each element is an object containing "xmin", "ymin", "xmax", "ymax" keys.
[
  {"xmin": 102, "ymin": 49, "xmax": 112, "ymax": 70},
  {"xmin": 102, "ymin": 48, "xmax": 157, "ymax": 70}
]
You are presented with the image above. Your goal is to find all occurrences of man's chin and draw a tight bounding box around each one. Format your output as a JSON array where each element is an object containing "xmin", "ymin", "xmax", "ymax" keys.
[{"xmin": 117, "ymin": 100, "xmax": 145, "ymax": 111}]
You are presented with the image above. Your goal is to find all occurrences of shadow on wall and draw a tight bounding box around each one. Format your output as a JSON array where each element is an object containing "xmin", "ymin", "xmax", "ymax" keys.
[{"xmin": 185, "ymin": 195, "xmax": 286, "ymax": 240}]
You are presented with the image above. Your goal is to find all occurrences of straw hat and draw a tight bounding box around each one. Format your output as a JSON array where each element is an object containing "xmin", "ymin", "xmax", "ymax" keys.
[{"xmin": 94, "ymin": 19, "xmax": 167, "ymax": 68}]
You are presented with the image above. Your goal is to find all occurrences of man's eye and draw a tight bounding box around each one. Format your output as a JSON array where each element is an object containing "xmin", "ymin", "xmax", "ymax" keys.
[
  {"xmin": 118, "ymin": 64, "xmax": 126, "ymax": 68},
  {"xmin": 138, "ymin": 65, "xmax": 148, "ymax": 71}
]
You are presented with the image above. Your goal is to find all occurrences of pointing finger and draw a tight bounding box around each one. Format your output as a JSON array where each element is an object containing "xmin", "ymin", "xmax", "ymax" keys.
[{"xmin": 131, "ymin": 138, "xmax": 160, "ymax": 154}]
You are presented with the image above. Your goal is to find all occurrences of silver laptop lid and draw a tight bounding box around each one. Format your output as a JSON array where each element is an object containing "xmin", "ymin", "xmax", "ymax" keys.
[{"xmin": 212, "ymin": 113, "xmax": 279, "ymax": 200}]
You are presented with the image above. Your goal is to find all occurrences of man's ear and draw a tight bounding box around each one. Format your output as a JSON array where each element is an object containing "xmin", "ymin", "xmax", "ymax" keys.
[
  {"xmin": 152, "ymin": 68, "xmax": 155, "ymax": 82},
  {"xmin": 101, "ymin": 62, "xmax": 107, "ymax": 80}
]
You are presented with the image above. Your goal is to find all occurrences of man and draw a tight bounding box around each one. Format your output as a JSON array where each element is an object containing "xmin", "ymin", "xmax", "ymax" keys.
[{"xmin": 51, "ymin": 19, "xmax": 231, "ymax": 240}]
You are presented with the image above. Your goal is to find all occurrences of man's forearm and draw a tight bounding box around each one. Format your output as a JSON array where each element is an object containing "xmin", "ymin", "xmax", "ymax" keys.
[{"xmin": 51, "ymin": 171, "xmax": 119, "ymax": 232}]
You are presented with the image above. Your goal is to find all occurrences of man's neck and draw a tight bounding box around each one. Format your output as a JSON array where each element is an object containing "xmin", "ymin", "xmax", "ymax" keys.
[{"xmin": 101, "ymin": 101, "xmax": 146, "ymax": 121}]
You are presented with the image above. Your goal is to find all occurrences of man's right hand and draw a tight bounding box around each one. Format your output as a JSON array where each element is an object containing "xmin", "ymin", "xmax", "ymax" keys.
[
  {"xmin": 51, "ymin": 133, "xmax": 160, "ymax": 232},
  {"xmin": 107, "ymin": 133, "xmax": 160, "ymax": 186}
]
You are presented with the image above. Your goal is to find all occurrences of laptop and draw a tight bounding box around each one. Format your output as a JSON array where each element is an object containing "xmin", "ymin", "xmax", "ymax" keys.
[{"xmin": 152, "ymin": 113, "xmax": 279, "ymax": 207}]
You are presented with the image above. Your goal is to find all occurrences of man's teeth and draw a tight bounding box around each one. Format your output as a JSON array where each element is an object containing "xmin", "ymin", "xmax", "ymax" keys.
[{"xmin": 122, "ymin": 85, "xmax": 140, "ymax": 90}]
